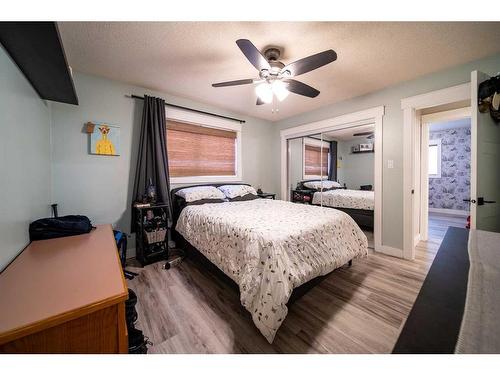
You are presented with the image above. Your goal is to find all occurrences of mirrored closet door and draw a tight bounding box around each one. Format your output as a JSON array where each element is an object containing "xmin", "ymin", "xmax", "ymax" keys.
[
  {"xmin": 286, "ymin": 124, "xmax": 376, "ymax": 238},
  {"xmin": 287, "ymin": 133, "xmax": 331, "ymax": 205}
]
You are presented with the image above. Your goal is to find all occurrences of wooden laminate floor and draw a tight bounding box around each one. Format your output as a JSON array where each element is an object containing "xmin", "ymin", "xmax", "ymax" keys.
[
  {"xmin": 127, "ymin": 219, "xmax": 456, "ymax": 354},
  {"xmin": 428, "ymin": 212, "xmax": 468, "ymax": 241}
]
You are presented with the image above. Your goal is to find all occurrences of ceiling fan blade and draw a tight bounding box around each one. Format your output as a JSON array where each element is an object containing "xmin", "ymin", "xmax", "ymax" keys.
[
  {"xmin": 281, "ymin": 49, "xmax": 337, "ymax": 77},
  {"xmin": 283, "ymin": 79, "xmax": 320, "ymax": 98},
  {"xmin": 236, "ymin": 39, "xmax": 271, "ymax": 72},
  {"xmin": 212, "ymin": 79, "xmax": 255, "ymax": 88},
  {"xmin": 256, "ymin": 97, "xmax": 265, "ymax": 105},
  {"xmin": 353, "ymin": 132, "xmax": 374, "ymax": 137}
]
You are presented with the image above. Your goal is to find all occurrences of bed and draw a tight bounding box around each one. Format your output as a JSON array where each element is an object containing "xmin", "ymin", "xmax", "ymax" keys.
[
  {"xmin": 296, "ymin": 181, "xmax": 374, "ymax": 229},
  {"xmin": 171, "ymin": 184, "xmax": 368, "ymax": 343},
  {"xmin": 312, "ymin": 189, "xmax": 374, "ymax": 229}
]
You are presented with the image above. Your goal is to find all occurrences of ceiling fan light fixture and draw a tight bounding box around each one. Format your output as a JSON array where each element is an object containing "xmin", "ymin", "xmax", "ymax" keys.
[
  {"xmin": 256, "ymin": 82, "xmax": 273, "ymax": 104},
  {"xmin": 213, "ymin": 39, "xmax": 336, "ymax": 106},
  {"xmin": 272, "ymin": 80, "xmax": 289, "ymax": 102}
]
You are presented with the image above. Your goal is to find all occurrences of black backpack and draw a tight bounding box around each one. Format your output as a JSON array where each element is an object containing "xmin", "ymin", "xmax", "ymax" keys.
[{"xmin": 29, "ymin": 215, "xmax": 93, "ymax": 241}]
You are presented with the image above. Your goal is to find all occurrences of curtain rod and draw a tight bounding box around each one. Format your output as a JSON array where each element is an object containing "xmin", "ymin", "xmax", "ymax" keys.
[{"xmin": 129, "ymin": 95, "xmax": 245, "ymax": 124}]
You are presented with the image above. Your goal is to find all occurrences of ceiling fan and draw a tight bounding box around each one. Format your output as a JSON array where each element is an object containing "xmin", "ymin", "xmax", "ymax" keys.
[
  {"xmin": 353, "ymin": 131, "xmax": 375, "ymax": 139},
  {"xmin": 212, "ymin": 39, "xmax": 337, "ymax": 105}
]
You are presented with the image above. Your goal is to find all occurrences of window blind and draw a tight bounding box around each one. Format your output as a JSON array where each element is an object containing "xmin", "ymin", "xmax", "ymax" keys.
[
  {"xmin": 304, "ymin": 144, "xmax": 329, "ymax": 176},
  {"xmin": 167, "ymin": 120, "xmax": 237, "ymax": 177}
]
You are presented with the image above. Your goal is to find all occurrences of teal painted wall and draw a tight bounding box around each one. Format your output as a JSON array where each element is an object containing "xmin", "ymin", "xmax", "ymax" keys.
[
  {"xmin": 4, "ymin": 47, "xmax": 499, "ymax": 264},
  {"xmin": 0, "ymin": 46, "xmax": 52, "ymax": 271},
  {"xmin": 336, "ymin": 138, "xmax": 375, "ymax": 190},
  {"xmin": 272, "ymin": 52, "xmax": 500, "ymax": 250},
  {"xmin": 50, "ymin": 72, "xmax": 275, "ymax": 256}
]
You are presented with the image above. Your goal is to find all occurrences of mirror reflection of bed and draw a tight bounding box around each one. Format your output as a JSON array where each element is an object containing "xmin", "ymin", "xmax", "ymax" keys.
[{"xmin": 287, "ymin": 124, "xmax": 375, "ymax": 249}]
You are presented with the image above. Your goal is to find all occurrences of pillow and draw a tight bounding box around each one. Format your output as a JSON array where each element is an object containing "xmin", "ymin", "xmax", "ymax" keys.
[
  {"xmin": 175, "ymin": 186, "xmax": 226, "ymax": 203},
  {"xmin": 228, "ymin": 193, "xmax": 259, "ymax": 202},
  {"xmin": 303, "ymin": 180, "xmax": 341, "ymax": 190},
  {"xmin": 218, "ymin": 184, "xmax": 257, "ymax": 199}
]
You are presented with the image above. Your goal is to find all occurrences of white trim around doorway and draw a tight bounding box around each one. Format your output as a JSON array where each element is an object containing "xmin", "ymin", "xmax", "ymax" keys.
[
  {"xmin": 401, "ymin": 82, "xmax": 471, "ymax": 260},
  {"xmin": 280, "ymin": 106, "xmax": 386, "ymax": 255}
]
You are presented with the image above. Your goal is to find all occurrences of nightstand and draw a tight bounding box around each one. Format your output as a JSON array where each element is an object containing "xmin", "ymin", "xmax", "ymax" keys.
[
  {"xmin": 291, "ymin": 189, "xmax": 313, "ymax": 204},
  {"xmin": 257, "ymin": 192, "xmax": 276, "ymax": 200},
  {"xmin": 134, "ymin": 203, "xmax": 169, "ymax": 266}
]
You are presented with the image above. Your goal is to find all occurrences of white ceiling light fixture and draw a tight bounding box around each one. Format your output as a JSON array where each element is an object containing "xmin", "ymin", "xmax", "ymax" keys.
[
  {"xmin": 255, "ymin": 81, "xmax": 290, "ymax": 103},
  {"xmin": 255, "ymin": 82, "xmax": 273, "ymax": 104},
  {"xmin": 272, "ymin": 80, "xmax": 289, "ymax": 102}
]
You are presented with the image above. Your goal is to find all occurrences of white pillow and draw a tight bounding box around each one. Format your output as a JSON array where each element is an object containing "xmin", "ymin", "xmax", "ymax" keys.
[
  {"xmin": 175, "ymin": 186, "xmax": 226, "ymax": 203},
  {"xmin": 218, "ymin": 185, "xmax": 257, "ymax": 199},
  {"xmin": 303, "ymin": 180, "xmax": 341, "ymax": 190}
]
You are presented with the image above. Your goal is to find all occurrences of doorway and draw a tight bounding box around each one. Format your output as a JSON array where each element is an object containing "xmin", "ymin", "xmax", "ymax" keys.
[
  {"xmin": 402, "ymin": 83, "xmax": 471, "ymax": 259},
  {"xmin": 420, "ymin": 109, "xmax": 471, "ymax": 243},
  {"xmin": 402, "ymin": 71, "xmax": 500, "ymax": 260}
]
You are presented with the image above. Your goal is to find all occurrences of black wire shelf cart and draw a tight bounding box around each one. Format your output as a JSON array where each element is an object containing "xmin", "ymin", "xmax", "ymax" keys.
[{"xmin": 134, "ymin": 203, "xmax": 170, "ymax": 266}]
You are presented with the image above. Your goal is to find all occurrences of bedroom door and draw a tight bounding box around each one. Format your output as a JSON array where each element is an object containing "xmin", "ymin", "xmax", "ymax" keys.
[{"xmin": 470, "ymin": 70, "xmax": 500, "ymax": 232}]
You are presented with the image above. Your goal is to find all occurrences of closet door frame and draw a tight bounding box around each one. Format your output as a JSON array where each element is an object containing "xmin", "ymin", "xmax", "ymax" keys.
[{"xmin": 280, "ymin": 106, "xmax": 386, "ymax": 256}]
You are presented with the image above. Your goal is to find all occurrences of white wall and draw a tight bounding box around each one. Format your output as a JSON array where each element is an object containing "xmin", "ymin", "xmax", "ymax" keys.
[
  {"xmin": 272, "ymin": 52, "xmax": 500, "ymax": 251},
  {"xmin": 0, "ymin": 46, "xmax": 52, "ymax": 271},
  {"xmin": 336, "ymin": 138, "xmax": 374, "ymax": 189},
  {"xmin": 50, "ymin": 72, "xmax": 275, "ymax": 255}
]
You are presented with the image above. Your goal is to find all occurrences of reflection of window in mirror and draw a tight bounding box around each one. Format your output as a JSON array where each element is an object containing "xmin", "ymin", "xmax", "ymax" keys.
[{"xmin": 302, "ymin": 137, "xmax": 330, "ymax": 180}]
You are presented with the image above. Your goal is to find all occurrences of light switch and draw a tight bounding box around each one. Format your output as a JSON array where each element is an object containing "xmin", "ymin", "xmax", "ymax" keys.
[{"xmin": 387, "ymin": 160, "xmax": 394, "ymax": 169}]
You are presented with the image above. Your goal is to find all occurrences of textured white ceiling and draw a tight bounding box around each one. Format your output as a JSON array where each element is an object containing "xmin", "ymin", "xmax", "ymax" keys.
[{"xmin": 58, "ymin": 22, "xmax": 500, "ymax": 122}]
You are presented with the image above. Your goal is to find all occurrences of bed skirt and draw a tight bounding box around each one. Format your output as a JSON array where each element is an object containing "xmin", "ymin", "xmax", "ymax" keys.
[
  {"xmin": 173, "ymin": 231, "xmax": 351, "ymax": 305},
  {"xmin": 312, "ymin": 205, "xmax": 374, "ymax": 229}
]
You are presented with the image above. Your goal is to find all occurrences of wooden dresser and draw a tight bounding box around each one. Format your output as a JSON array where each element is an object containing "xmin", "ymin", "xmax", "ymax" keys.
[{"xmin": 0, "ymin": 225, "xmax": 128, "ymax": 353}]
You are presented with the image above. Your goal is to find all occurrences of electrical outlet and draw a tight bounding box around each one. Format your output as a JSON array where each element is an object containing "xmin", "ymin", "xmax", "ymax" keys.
[{"xmin": 387, "ymin": 160, "xmax": 394, "ymax": 169}]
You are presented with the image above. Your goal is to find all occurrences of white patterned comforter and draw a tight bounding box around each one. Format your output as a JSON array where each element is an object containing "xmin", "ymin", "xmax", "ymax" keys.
[
  {"xmin": 175, "ymin": 199, "xmax": 368, "ymax": 343},
  {"xmin": 312, "ymin": 189, "xmax": 375, "ymax": 210}
]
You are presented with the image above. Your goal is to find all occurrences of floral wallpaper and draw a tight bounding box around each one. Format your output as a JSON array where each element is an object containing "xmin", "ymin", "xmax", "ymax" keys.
[{"xmin": 429, "ymin": 127, "xmax": 471, "ymax": 211}]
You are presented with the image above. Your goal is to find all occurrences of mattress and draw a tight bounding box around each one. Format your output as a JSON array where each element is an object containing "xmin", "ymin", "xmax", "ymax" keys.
[
  {"xmin": 175, "ymin": 199, "xmax": 368, "ymax": 343},
  {"xmin": 312, "ymin": 189, "xmax": 375, "ymax": 210}
]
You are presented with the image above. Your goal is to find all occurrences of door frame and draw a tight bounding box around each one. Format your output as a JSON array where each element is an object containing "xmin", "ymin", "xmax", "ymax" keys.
[
  {"xmin": 401, "ymin": 83, "xmax": 471, "ymax": 259},
  {"xmin": 280, "ymin": 106, "xmax": 386, "ymax": 255},
  {"xmin": 420, "ymin": 107, "xmax": 472, "ymax": 242}
]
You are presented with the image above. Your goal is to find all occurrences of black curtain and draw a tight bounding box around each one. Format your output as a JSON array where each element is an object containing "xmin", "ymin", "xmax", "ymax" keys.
[
  {"xmin": 132, "ymin": 95, "xmax": 172, "ymax": 231},
  {"xmin": 328, "ymin": 140, "xmax": 337, "ymax": 181}
]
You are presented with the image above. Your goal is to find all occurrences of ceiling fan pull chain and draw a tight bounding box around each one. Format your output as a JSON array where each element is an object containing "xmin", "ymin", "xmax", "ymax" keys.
[{"xmin": 272, "ymin": 96, "xmax": 280, "ymax": 114}]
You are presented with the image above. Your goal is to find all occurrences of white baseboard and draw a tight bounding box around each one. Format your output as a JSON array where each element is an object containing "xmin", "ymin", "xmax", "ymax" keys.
[
  {"xmin": 414, "ymin": 234, "xmax": 421, "ymax": 247},
  {"xmin": 376, "ymin": 245, "xmax": 404, "ymax": 258},
  {"xmin": 429, "ymin": 208, "xmax": 469, "ymax": 217}
]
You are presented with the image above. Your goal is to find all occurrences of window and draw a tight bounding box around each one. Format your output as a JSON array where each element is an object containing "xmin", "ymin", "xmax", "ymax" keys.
[
  {"xmin": 428, "ymin": 139, "xmax": 441, "ymax": 178},
  {"xmin": 166, "ymin": 108, "xmax": 242, "ymax": 183},
  {"xmin": 303, "ymin": 139, "xmax": 330, "ymax": 179}
]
